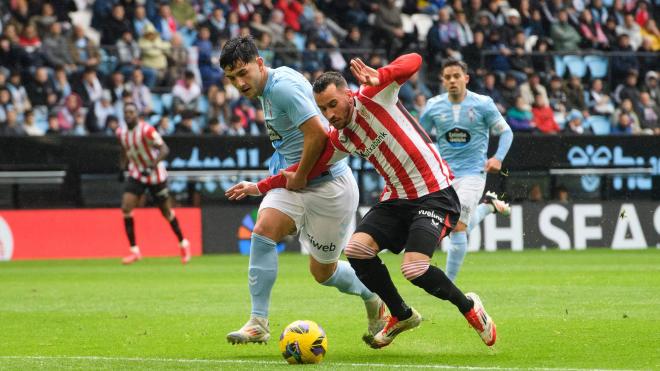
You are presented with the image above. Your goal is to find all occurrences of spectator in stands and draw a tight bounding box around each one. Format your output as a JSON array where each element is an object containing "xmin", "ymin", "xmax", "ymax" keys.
[
  {"xmin": 616, "ymin": 13, "xmax": 642, "ymax": 50},
  {"xmin": 7, "ymin": 71, "xmax": 31, "ymax": 117},
  {"xmin": 194, "ymin": 26, "xmax": 222, "ymax": 91},
  {"xmin": 0, "ymin": 35, "xmax": 29, "ymax": 76},
  {"xmin": 203, "ymin": 117, "xmax": 225, "ymax": 135},
  {"xmin": 530, "ymin": 38, "xmax": 553, "ymax": 80},
  {"xmin": 166, "ymin": 33, "xmax": 188, "ymax": 88},
  {"xmin": 461, "ymin": 30, "xmax": 486, "ymax": 75},
  {"xmin": 551, "ymin": 9, "xmax": 582, "ymax": 52},
  {"xmin": 27, "ymin": 67, "xmax": 58, "ymax": 109},
  {"xmin": 0, "ymin": 88, "xmax": 14, "ymax": 124},
  {"xmin": 101, "ymin": 4, "xmax": 131, "ymax": 46},
  {"xmin": 235, "ymin": 0, "xmax": 256, "ymax": 23},
  {"xmin": 374, "ymin": 0, "xmax": 405, "ymax": 58},
  {"xmin": 637, "ymin": 38, "xmax": 657, "ymax": 78},
  {"xmin": 174, "ymin": 109, "xmax": 196, "ymax": 134},
  {"xmin": 532, "ymin": 93, "xmax": 560, "ymax": 134},
  {"xmin": 508, "ymin": 31, "xmax": 534, "ymax": 81},
  {"xmin": 565, "ymin": 76, "xmax": 589, "ymax": 118},
  {"xmin": 127, "ymin": 69, "xmax": 152, "ymax": 115},
  {"xmin": 205, "ymin": 7, "xmax": 228, "ymax": 45},
  {"xmin": 548, "ymin": 76, "xmax": 569, "ymax": 124},
  {"xmin": 507, "ymin": 95, "xmax": 535, "ymax": 132},
  {"xmin": 139, "ymin": 24, "xmax": 171, "ymax": 86},
  {"xmin": 250, "ymin": 12, "xmax": 274, "ymax": 41},
  {"xmin": 484, "ymin": 30, "xmax": 512, "ymax": 75},
  {"xmin": 206, "ymin": 86, "xmax": 230, "ymax": 126},
  {"xmin": 520, "ymin": 73, "xmax": 549, "ymax": 109},
  {"xmin": 500, "ymin": 74, "xmax": 520, "ymax": 109},
  {"xmin": 133, "ymin": 5, "xmax": 154, "ymax": 39},
  {"xmin": 57, "ymin": 93, "xmax": 83, "ymax": 132},
  {"xmin": 155, "ymin": 116, "xmax": 171, "ymax": 135},
  {"xmin": 642, "ymin": 71, "xmax": 659, "ymax": 106},
  {"xmin": 578, "ymin": 9, "xmax": 609, "ymax": 49},
  {"xmin": 226, "ymin": 115, "xmax": 246, "ymax": 136},
  {"xmin": 453, "ymin": 10, "xmax": 474, "ymax": 48},
  {"xmin": 77, "ymin": 67, "xmax": 104, "ymax": 108},
  {"xmin": 117, "ymin": 30, "xmax": 145, "ymax": 79},
  {"xmin": 154, "ymin": 4, "xmax": 178, "ymax": 41},
  {"xmin": 92, "ymin": 90, "xmax": 116, "ymax": 134},
  {"xmin": 427, "ymin": 7, "xmax": 460, "ymax": 68},
  {"xmin": 108, "ymin": 71, "xmax": 126, "ymax": 104},
  {"xmin": 170, "ymin": 0, "xmax": 196, "ymax": 27},
  {"xmin": 477, "ymin": 73, "xmax": 506, "ymax": 114},
  {"xmin": 485, "ymin": 0, "xmax": 506, "ymax": 27},
  {"xmin": 104, "ymin": 115, "xmax": 119, "ymax": 135},
  {"xmin": 302, "ymin": 39, "xmax": 323, "ymax": 74},
  {"xmin": 587, "ymin": 78, "xmax": 615, "ymax": 116},
  {"xmin": 589, "ymin": 0, "xmax": 609, "ymax": 25},
  {"xmin": 500, "ymin": 8, "xmax": 523, "ymax": 45},
  {"xmin": 602, "ymin": 17, "xmax": 619, "ymax": 48},
  {"xmin": 399, "ymin": 71, "xmax": 432, "ymax": 110},
  {"xmin": 18, "ymin": 24, "xmax": 41, "ymax": 54},
  {"xmin": 30, "ymin": 2, "xmax": 57, "ymax": 37},
  {"xmin": 275, "ymin": 27, "xmax": 302, "ymax": 70},
  {"xmin": 178, "ymin": 19, "xmax": 198, "ymax": 48},
  {"xmin": 277, "ymin": 0, "xmax": 304, "ymax": 32},
  {"xmin": 0, "ymin": 108, "xmax": 25, "ymax": 136},
  {"xmin": 42, "ymin": 22, "xmax": 75, "ymax": 71},
  {"xmin": 68, "ymin": 24, "xmax": 100, "ymax": 68},
  {"xmin": 638, "ymin": 92, "xmax": 659, "ymax": 134},
  {"xmin": 640, "ymin": 19, "xmax": 660, "ymax": 51},
  {"xmin": 611, "ymin": 34, "xmax": 640, "ymax": 86},
  {"xmin": 554, "ymin": 184, "xmax": 570, "ymax": 203},
  {"xmin": 232, "ymin": 97, "xmax": 256, "ymax": 131},
  {"xmin": 614, "ymin": 70, "xmax": 642, "ymax": 110},
  {"xmin": 172, "ymin": 70, "xmax": 201, "ymax": 115},
  {"xmin": 45, "ymin": 112, "xmax": 60, "ymax": 135},
  {"xmin": 226, "ymin": 11, "xmax": 242, "ymax": 39},
  {"xmin": 23, "ymin": 109, "xmax": 44, "ymax": 136},
  {"xmin": 409, "ymin": 93, "xmax": 427, "ymax": 120},
  {"xmin": 611, "ymin": 111, "xmax": 636, "ymax": 134},
  {"xmin": 564, "ymin": 109, "xmax": 590, "ymax": 135}
]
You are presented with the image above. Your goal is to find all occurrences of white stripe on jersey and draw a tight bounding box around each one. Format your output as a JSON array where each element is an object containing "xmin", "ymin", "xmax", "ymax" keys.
[{"xmin": 117, "ymin": 122, "xmax": 167, "ymax": 185}]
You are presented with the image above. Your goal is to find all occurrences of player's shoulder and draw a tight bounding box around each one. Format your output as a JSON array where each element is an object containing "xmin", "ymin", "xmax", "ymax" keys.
[
  {"xmin": 426, "ymin": 93, "xmax": 449, "ymax": 107},
  {"xmin": 270, "ymin": 67, "xmax": 310, "ymax": 90},
  {"xmin": 467, "ymin": 90, "xmax": 495, "ymax": 106}
]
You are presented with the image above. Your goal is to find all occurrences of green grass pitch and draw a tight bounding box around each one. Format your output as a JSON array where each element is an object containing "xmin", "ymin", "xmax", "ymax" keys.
[{"xmin": 1, "ymin": 249, "xmax": 659, "ymax": 370}]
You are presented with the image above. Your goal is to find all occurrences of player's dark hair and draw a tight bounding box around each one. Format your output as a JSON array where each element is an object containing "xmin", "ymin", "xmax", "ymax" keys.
[
  {"xmin": 441, "ymin": 59, "xmax": 468, "ymax": 74},
  {"xmin": 219, "ymin": 36, "xmax": 259, "ymax": 69},
  {"xmin": 312, "ymin": 72, "xmax": 347, "ymax": 94},
  {"xmin": 123, "ymin": 102, "xmax": 138, "ymax": 112}
]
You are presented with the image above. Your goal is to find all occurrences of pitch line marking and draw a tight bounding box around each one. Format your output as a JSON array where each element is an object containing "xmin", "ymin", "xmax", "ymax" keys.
[{"xmin": 0, "ymin": 355, "xmax": 642, "ymax": 371}]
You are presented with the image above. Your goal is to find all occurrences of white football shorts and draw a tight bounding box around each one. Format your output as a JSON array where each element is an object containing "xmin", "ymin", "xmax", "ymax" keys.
[
  {"xmin": 259, "ymin": 172, "xmax": 359, "ymax": 264},
  {"xmin": 451, "ymin": 175, "xmax": 486, "ymax": 226}
]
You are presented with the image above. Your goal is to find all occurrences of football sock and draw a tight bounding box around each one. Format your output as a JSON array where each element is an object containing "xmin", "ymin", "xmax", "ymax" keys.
[
  {"xmin": 446, "ymin": 231, "xmax": 468, "ymax": 281},
  {"xmin": 168, "ymin": 216, "xmax": 184, "ymax": 242},
  {"xmin": 348, "ymin": 257, "xmax": 412, "ymax": 320},
  {"xmin": 249, "ymin": 233, "xmax": 278, "ymax": 318},
  {"xmin": 321, "ymin": 260, "xmax": 375, "ymax": 301},
  {"xmin": 410, "ymin": 265, "xmax": 473, "ymax": 314},
  {"xmin": 468, "ymin": 203, "xmax": 492, "ymax": 233},
  {"xmin": 123, "ymin": 216, "xmax": 136, "ymax": 247}
]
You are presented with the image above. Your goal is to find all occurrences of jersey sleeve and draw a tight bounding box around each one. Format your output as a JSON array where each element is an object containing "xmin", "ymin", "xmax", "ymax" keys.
[
  {"xmin": 419, "ymin": 101, "xmax": 436, "ymax": 134},
  {"xmin": 270, "ymin": 79, "xmax": 319, "ymax": 128},
  {"xmin": 256, "ymin": 130, "xmax": 349, "ymax": 193},
  {"xmin": 144, "ymin": 125, "xmax": 164, "ymax": 146},
  {"xmin": 360, "ymin": 53, "xmax": 423, "ymax": 105},
  {"xmin": 483, "ymin": 97, "xmax": 508, "ymax": 132}
]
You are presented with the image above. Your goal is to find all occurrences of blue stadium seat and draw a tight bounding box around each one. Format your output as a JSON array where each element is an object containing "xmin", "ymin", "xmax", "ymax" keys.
[
  {"xmin": 161, "ymin": 93, "xmax": 173, "ymax": 112},
  {"xmin": 586, "ymin": 115, "xmax": 611, "ymax": 135},
  {"xmin": 584, "ymin": 55, "xmax": 608, "ymax": 79},
  {"xmin": 563, "ymin": 55, "xmax": 587, "ymax": 78},
  {"xmin": 198, "ymin": 96, "xmax": 209, "ymax": 113},
  {"xmin": 554, "ymin": 56, "xmax": 566, "ymax": 77},
  {"xmin": 151, "ymin": 94, "xmax": 164, "ymax": 115}
]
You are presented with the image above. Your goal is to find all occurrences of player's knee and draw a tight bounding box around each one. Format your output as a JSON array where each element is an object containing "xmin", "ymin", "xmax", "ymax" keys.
[
  {"xmin": 310, "ymin": 263, "xmax": 335, "ymax": 283},
  {"xmin": 401, "ymin": 258, "xmax": 430, "ymax": 281},
  {"xmin": 454, "ymin": 222, "xmax": 467, "ymax": 232},
  {"xmin": 121, "ymin": 206, "xmax": 133, "ymax": 217},
  {"xmin": 344, "ymin": 240, "xmax": 377, "ymax": 260}
]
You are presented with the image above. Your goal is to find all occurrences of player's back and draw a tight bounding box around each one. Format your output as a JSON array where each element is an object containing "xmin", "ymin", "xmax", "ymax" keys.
[
  {"xmin": 260, "ymin": 66, "xmax": 349, "ymax": 179},
  {"xmin": 421, "ymin": 91, "xmax": 495, "ymax": 177}
]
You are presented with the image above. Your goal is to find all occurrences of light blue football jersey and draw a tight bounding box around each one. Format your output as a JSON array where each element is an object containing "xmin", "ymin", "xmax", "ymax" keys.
[
  {"xmin": 259, "ymin": 67, "xmax": 349, "ymax": 180},
  {"xmin": 420, "ymin": 90, "xmax": 507, "ymax": 178}
]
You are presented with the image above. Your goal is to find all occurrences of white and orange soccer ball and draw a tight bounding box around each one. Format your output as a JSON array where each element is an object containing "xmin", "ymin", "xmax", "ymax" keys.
[{"xmin": 278, "ymin": 320, "xmax": 328, "ymax": 364}]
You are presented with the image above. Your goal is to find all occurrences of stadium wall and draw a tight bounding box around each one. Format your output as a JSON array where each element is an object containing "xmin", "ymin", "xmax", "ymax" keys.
[{"xmin": 0, "ymin": 208, "xmax": 202, "ymax": 261}]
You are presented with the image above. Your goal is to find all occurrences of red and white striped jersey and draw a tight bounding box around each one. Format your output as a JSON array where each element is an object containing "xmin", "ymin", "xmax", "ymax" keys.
[
  {"xmin": 116, "ymin": 121, "xmax": 168, "ymax": 185},
  {"xmin": 258, "ymin": 53, "xmax": 453, "ymax": 201}
]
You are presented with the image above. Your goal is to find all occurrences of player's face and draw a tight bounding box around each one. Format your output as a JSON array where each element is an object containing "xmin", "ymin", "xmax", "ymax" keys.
[
  {"xmin": 223, "ymin": 57, "xmax": 266, "ymax": 99},
  {"xmin": 124, "ymin": 106, "xmax": 138, "ymax": 127},
  {"xmin": 315, "ymin": 84, "xmax": 352, "ymax": 129},
  {"xmin": 441, "ymin": 66, "xmax": 469, "ymax": 97}
]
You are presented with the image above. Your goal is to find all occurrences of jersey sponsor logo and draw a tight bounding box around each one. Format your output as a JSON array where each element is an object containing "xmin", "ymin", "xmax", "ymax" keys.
[
  {"xmin": 306, "ymin": 233, "xmax": 336, "ymax": 252},
  {"xmin": 0, "ymin": 217, "xmax": 14, "ymax": 261},
  {"xmin": 265, "ymin": 121, "xmax": 283, "ymax": 142},
  {"xmin": 355, "ymin": 131, "xmax": 387, "ymax": 158},
  {"xmin": 445, "ymin": 128, "xmax": 471, "ymax": 147}
]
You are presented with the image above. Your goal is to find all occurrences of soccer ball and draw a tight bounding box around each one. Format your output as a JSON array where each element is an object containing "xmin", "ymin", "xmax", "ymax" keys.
[{"xmin": 278, "ymin": 320, "xmax": 328, "ymax": 364}]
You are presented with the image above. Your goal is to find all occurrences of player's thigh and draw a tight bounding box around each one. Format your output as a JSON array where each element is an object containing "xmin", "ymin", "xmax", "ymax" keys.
[
  {"xmin": 150, "ymin": 183, "xmax": 172, "ymax": 215},
  {"xmin": 256, "ymin": 188, "xmax": 303, "ymax": 242},
  {"xmin": 354, "ymin": 201, "xmax": 409, "ymax": 254},
  {"xmin": 122, "ymin": 178, "xmax": 145, "ymax": 212},
  {"xmin": 406, "ymin": 188, "xmax": 461, "ymax": 258},
  {"xmin": 299, "ymin": 174, "xmax": 359, "ymax": 264},
  {"xmin": 451, "ymin": 176, "xmax": 486, "ymax": 226}
]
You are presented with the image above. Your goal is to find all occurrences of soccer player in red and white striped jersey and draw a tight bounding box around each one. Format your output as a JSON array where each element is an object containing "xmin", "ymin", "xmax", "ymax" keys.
[
  {"xmin": 227, "ymin": 54, "xmax": 497, "ymax": 349},
  {"xmin": 117, "ymin": 102, "xmax": 190, "ymax": 265}
]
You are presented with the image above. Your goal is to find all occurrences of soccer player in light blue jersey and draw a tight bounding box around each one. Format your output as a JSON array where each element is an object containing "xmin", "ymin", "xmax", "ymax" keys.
[
  {"xmin": 220, "ymin": 36, "xmax": 387, "ymax": 344},
  {"xmin": 420, "ymin": 60, "xmax": 514, "ymax": 281}
]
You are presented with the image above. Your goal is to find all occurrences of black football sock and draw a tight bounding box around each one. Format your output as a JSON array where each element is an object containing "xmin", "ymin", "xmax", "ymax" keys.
[
  {"xmin": 410, "ymin": 265, "xmax": 473, "ymax": 314},
  {"xmin": 123, "ymin": 216, "xmax": 136, "ymax": 247},
  {"xmin": 169, "ymin": 216, "xmax": 184, "ymax": 242},
  {"xmin": 348, "ymin": 257, "xmax": 412, "ymax": 320}
]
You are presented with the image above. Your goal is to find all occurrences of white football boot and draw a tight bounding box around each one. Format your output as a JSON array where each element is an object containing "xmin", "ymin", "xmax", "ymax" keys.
[{"xmin": 226, "ymin": 316, "xmax": 270, "ymax": 344}]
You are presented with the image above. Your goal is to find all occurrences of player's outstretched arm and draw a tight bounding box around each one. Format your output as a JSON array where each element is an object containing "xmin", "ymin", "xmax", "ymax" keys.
[{"xmin": 485, "ymin": 98, "xmax": 514, "ymax": 174}]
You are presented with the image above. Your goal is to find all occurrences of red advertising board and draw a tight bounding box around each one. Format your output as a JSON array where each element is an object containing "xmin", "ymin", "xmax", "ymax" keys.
[{"xmin": 0, "ymin": 208, "xmax": 202, "ymax": 261}]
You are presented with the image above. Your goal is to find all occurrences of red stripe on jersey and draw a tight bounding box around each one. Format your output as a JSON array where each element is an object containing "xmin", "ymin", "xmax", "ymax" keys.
[
  {"xmin": 329, "ymin": 130, "xmax": 350, "ymax": 153},
  {"xmin": 360, "ymin": 97, "xmax": 440, "ymax": 195},
  {"xmin": 139, "ymin": 124, "xmax": 160, "ymax": 183},
  {"xmin": 131, "ymin": 127, "xmax": 149, "ymax": 173},
  {"xmin": 379, "ymin": 141, "xmax": 417, "ymax": 198},
  {"xmin": 369, "ymin": 154, "xmax": 398, "ymax": 200},
  {"xmin": 355, "ymin": 114, "xmax": 377, "ymax": 140}
]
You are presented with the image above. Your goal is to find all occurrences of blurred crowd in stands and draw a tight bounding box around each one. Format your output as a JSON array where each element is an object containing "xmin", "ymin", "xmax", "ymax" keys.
[{"xmin": 0, "ymin": 0, "xmax": 657, "ymax": 137}]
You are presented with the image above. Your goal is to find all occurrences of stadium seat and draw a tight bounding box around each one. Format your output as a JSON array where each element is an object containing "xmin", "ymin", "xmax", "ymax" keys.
[
  {"xmin": 554, "ymin": 56, "xmax": 566, "ymax": 77},
  {"xmin": 563, "ymin": 55, "xmax": 587, "ymax": 78},
  {"xmin": 198, "ymin": 96, "xmax": 209, "ymax": 113},
  {"xmin": 161, "ymin": 93, "xmax": 173, "ymax": 112},
  {"xmin": 411, "ymin": 14, "xmax": 434, "ymax": 42},
  {"xmin": 401, "ymin": 14, "xmax": 415, "ymax": 34},
  {"xmin": 151, "ymin": 94, "xmax": 164, "ymax": 115},
  {"xmin": 584, "ymin": 55, "xmax": 608, "ymax": 79},
  {"xmin": 586, "ymin": 115, "xmax": 611, "ymax": 135}
]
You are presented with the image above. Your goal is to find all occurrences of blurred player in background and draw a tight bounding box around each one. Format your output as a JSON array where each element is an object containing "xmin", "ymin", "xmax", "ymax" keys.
[
  {"xmin": 117, "ymin": 102, "xmax": 191, "ymax": 265},
  {"xmin": 220, "ymin": 36, "xmax": 387, "ymax": 345},
  {"xmin": 231, "ymin": 54, "xmax": 497, "ymax": 349},
  {"xmin": 420, "ymin": 60, "xmax": 513, "ymax": 281}
]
